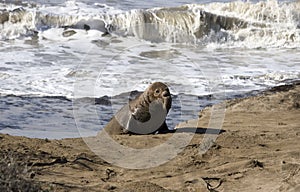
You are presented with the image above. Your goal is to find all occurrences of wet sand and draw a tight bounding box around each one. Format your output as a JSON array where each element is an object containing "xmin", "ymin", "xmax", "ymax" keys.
[{"xmin": 0, "ymin": 82, "xmax": 299, "ymax": 191}]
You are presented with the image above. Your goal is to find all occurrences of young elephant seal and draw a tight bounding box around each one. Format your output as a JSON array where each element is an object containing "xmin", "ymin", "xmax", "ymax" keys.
[{"xmin": 103, "ymin": 82, "xmax": 172, "ymax": 135}]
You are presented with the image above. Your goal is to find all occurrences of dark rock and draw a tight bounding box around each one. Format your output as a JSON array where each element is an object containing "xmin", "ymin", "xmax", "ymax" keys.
[{"xmin": 62, "ymin": 30, "xmax": 77, "ymax": 37}]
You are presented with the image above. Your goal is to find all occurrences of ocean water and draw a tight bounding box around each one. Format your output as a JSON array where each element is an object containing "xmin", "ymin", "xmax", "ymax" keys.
[{"xmin": 0, "ymin": 0, "xmax": 299, "ymax": 139}]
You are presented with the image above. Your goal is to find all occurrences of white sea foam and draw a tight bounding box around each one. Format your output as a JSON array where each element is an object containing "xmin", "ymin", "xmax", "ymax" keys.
[
  {"xmin": 1, "ymin": 0, "xmax": 299, "ymax": 46},
  {"xmin": 0, "ymin": 0, "xmax": 299, "ymax": 99}
]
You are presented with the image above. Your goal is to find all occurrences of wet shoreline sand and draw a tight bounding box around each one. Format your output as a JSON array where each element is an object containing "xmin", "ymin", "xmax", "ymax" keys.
[{"xmin": 1, "ymin": 82, "xmax": 299, "ymax": 191}]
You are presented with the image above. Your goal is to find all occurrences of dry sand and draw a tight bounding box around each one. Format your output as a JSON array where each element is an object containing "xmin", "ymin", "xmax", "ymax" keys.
[{"xmin": 0, "ymin": 82, "xmax": 299, "ymax": 191}]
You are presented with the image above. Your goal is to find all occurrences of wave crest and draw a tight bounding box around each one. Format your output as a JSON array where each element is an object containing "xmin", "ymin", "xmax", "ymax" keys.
[{"xmin": 0, "ymin": 0, "xmax": 299, "ymax": 48}]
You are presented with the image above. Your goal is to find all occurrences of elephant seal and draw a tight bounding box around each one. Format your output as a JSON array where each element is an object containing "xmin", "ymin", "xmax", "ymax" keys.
[{"xmin": 103, "ymin": 82, "xmax": 172, "ymax": 135}]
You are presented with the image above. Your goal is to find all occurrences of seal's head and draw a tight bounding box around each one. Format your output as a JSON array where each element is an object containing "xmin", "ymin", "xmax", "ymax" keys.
[{"xmin": 143, "ymin": 82, "xmax": 172, "ymax": 113}]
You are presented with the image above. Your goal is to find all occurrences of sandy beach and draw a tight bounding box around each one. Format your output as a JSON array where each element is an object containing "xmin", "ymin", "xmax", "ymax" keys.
[{"xmin": 1, "ymin": 82, "xmax": 299, "ymax": 192}]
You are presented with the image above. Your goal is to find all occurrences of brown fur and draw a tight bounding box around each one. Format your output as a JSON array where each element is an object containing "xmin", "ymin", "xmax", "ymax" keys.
[{"xmin": 103, "ymin": 82, "xmax": 172, "ymax": 135}]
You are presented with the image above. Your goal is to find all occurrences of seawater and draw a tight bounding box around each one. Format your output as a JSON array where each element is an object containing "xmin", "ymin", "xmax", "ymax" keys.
[{"xmin": 0, "ymin": 0, "xmax": 299, "ymax": 138}]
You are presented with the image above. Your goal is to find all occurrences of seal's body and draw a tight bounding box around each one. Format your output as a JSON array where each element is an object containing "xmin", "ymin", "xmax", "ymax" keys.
[{"xmin": 104, "ymin": 82, "xmax": 172, "ymax": 135}]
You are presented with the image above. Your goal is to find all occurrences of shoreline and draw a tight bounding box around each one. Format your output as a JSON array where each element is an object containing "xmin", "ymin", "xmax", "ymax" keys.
[
  {"xmin": 0, "ymin": 83, "xmax": 289, "ymax": 140},
  {"xmin": 1, "ymin": 82, "xmax": 299, "ymax": 191}
]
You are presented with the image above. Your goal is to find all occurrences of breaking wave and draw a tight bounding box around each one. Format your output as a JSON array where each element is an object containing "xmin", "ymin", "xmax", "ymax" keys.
[{"xmin": 0, "ymin": 0, "xmax": 299, "ymax": 48}]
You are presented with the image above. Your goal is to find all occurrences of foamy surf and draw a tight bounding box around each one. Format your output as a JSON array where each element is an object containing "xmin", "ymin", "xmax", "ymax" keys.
[
  {"xmin": 0, "ymin": 0, "xmax": 299, "ymax": 99},
  {"xmin": 0, "ymin": 0, "xmax": 299, "ymax": 47},
  {"xmin": 0, "ymin": 0, "xmax": 299, "ymax": 96}
]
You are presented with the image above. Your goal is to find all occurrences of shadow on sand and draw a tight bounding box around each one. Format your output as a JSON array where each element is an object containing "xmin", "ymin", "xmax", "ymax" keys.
[{"xmin": 173, "ymin": 127, "xmax": 226, "ymax": 135}]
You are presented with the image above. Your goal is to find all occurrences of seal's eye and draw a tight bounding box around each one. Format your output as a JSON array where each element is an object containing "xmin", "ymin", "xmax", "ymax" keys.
[{"xmin": 155, "ymin": 89, "xmax": 160, "ymax": 95}]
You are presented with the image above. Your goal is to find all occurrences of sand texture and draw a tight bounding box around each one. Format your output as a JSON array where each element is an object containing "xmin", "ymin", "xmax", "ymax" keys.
[{"xmin": 0, "ymin": 83, "xmax": 299, "ymax": 191}]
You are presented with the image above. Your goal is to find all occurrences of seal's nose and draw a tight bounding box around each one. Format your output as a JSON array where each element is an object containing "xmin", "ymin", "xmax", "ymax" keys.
[{"xmin": 162, "ymin": 90, "xmax": 170, "ymax": 97}]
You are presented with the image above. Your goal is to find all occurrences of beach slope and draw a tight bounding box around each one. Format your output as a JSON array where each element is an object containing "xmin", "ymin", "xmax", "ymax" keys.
[{"xmin": 0, "ymin": 82, "xmax": 299, "ymax": 191}]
